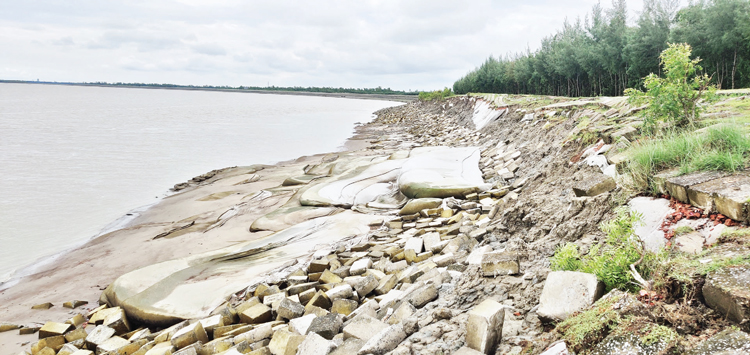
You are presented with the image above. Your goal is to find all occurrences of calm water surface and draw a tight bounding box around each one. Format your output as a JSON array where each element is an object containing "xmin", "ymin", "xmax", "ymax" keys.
[{"xmin": 0, "ymin": 83, "xmax": 399, "ymax": 282}]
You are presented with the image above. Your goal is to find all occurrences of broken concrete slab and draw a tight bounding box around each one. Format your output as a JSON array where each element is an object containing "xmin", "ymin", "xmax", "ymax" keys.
[
  {"xmin": 689, "ymin": 173, "xmax": 750, "ymax": 222},
  {"xmin": 171, "ymin": 321, "xmax": 209, "ymax": 350},
  {"xmin": 240, "ymin": 304, "xmax": 273, "ymax": 324},
  {"xmin": 537, "ymin": 271, "xmax": 605, "ymax": 322},
  {"xmin": 686, "ymin": 328, "xmax": 750, "ymax": 354}
]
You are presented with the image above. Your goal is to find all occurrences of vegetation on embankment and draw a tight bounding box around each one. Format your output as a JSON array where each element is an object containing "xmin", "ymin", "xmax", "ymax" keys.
[{"xmin": 453, "ymin": 0, "xmax": 750, "ymax": 97}]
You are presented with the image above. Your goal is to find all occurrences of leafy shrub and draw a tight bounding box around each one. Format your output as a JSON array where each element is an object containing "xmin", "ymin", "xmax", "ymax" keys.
[
  {"xmin": 418, "ymin": 87, "xmax": 453, "ymax": 101},
  {"xmin": 551, "ymin": 207, "xmax": 648, "ymax": 292},
  {"xmin": 625, "ymin": 43, "xmax": 716, "ymax": 133}
]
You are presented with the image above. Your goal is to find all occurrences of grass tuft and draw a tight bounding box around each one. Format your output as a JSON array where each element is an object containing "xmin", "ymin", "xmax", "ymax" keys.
[{"xmin": 626, "ymin": 124, "xmax": 750, "ymax": 191}]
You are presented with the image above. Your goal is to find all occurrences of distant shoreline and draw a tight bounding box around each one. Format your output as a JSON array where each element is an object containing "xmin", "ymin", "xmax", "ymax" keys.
[{"xmin": 0, "ymin": 80, "xmax": 418, "ymax": 103}]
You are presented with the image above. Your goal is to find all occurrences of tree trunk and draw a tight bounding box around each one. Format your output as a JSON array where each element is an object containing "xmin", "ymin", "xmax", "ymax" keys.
[{"xmin": 732, "ymin": 48, "xmax": 737, "ymax": 90}]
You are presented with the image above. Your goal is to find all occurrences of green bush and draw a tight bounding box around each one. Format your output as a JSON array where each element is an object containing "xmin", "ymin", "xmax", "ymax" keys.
[
  {"xmin": 625, "ymin": 43, "xmax": 716, "ymax": 133},
  {"xmin": 551, "ymin": 207, "xmax": 648, "ymax": 292},
  {"xmin": 418, "ymin": 87, "xmax": 453, "ymax": 101}
]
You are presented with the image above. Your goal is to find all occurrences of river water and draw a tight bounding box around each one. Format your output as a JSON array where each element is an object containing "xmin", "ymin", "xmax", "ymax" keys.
[{"xmin": 0, "ymin": 83, "xmax": 399, "ymax": 283}]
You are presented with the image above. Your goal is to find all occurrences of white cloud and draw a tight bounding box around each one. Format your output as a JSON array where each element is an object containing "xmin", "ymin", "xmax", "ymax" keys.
[{"xmin": 0, "ymin": 0, "xmax": 650, "ymax": 90}]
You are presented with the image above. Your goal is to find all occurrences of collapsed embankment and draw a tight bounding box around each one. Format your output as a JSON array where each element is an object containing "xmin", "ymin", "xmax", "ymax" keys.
[{"xmin": 2, "ymin": 94, "xmax": 750, "ymax": 355}]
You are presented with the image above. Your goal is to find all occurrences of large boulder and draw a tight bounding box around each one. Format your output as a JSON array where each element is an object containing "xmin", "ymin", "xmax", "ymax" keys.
[
  {"xmin": 300, "ymin": 147, "xmax": 488, "ymax": 207},
  {"xmin": 537, "ymin": 271, "xmax": 604, "ymax": 322}
]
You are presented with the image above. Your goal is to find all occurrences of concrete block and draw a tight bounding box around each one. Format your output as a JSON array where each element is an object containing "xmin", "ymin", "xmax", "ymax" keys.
[
  {"xmin": 240, "ymin": 304, "xmax": 273, "ymax": 324},
  {"xmin": 297, "ymin": 332, "xmax": 334, "ymax": 355},
  {"xmin": 466, "ymin": 299, "xmax": 505, "ymax": 354},
  {"xmin": 171, "ymin": 321, "xmax": 208, "ymax": 349},
  {"xmin": 357, "ymin": 323, "xmax": 406, "ymax": 355},
  {"xmin": 38, "ymin": 322, "xmax": 73, "ymax": 339},
  {"xmin": 307, "ymin": 313, "xmax": 342, "ymax": 340},
  {"xmin": 268, "ymin": 330, "xmax": 304, "ymax": 355},
  {"xmin": 537, "ymin": 271, "xmax": 604, "ymax": 322},
  {"xmin": 481, "ymin": 251, "xmax": 520, "ymax": 276},
  {"xmin": 343, "ymin": 315, "xmax": 389, "ymax": 342}
]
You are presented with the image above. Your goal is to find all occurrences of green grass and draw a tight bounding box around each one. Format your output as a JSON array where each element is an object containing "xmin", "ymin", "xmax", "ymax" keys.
[
  {"xmin": 626, "ymin": 124, "xmax": 750, "ymax": 191},
  {"xmin": 419, "ymin": 87, "xmax": 454, "ymax": 101}
]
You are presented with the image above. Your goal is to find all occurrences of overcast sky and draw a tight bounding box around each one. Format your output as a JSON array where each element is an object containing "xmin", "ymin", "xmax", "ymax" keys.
[{"xmin": 0, "ymin": 0, "xmax": 649, "ymax": 91}]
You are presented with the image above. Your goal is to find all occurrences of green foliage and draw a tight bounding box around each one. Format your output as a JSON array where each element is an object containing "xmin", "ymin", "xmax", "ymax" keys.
[
  {"xmin": 626, "ymin": 43, "xmax": 716, "ymax": 132},
  {"xmin": 550, "ymin": 207, "xmax": 648, "ymax": 292},
  {"xmin": 418, "ymin": 87, "xmax": 453, "ymax": 101},
  {"xmin": 626, "ymin": 124, "xmax": 750, "ymax": 190},
  {"xmin": 551, "ymin": 243, "xmax": 582, "ymax": 271},
  {"xmin": 453, "ymin": 0, "xmax": 750, "ymax": 97},
  {"xmin": 639, "ymin": 324, "xmax": 679, "ymax": 346}
]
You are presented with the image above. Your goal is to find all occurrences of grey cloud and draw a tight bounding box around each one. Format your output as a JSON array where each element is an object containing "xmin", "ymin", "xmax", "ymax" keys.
[{"xmin": 192, "ymin": 43, "xmax": 226, "ymax": 56}]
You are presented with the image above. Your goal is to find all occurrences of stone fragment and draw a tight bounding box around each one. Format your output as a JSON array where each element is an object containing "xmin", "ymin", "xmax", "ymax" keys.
[
  {"xmin": 319, "ymin": 269, "xmax": 343, "ymax": 284},
  {"xmin": 308, "ymin": 259, "xmax": 330, "ymax": 273},
  {"xmin": 234, "ymin": 323, "xmax": 274, "ymax": 344},
  {"xmin": 433, "ymin": 253, "xmax": 455, "ymax": 267},
  {"xmin": 573, "ymin": 174, "xmax": 616, "ymax": 197},
  {"xmin": 277, "ymin": 298, "xmax": 305, "ymax": 320},
  {"xmin": 63, "ymin": 300, "xmax": 88, "ymax": 309},
  {"xmin": 325, "ymin": 284, "xmax": 353, "ymax": 301},
  {"xmin": 384, "ymin": 260, "xmax": 407, "ymax": 274},
  {"xmin": 57, "ymin": 343, "xmax": 80, "ymax": 355},
  {"xmin": 0, "ymin": 323, "xmax": 21, "ymax": 333},
  {"xmin": 32, "ymin": 336, "xmax": 66, "ymax": 353},
  {"xmin": 65, "ymin": 328, "xmax": 89, "ymax": 342},
  {"xmin": 103, "ymin": 308, "xmax": 131, "ymax": 334},
  {"xmin": 96, "ymin": 336, "xmax": 130, "ymax": 354},
  {"xmin": 66, "ymin": 314, "xmax": 86, "ymax": 327},
  {"xmin": 304, "ymin": 305, "xmax": 330, "ymax": 317},
  {"xmin": 38, "ymin": 322, "xmax": 73, "ymax": 339},
  {"xmin": 268, "ymin": 329, "xmax": 305, "ymax": 355},
  {"xmin": 85, "ymin": 326, "xmax": 116, "ymax": 351},
  {"xmin": 201, "ymin": 337, "xmax": 233, "ymax": 355},
  {"xmin": 331, "ymin": 299, "xmax": 359, "ymax": 316},
  {"xmin": 674, "ymin": 231, "xmax": 705, "ymax": 254},
  {"xmin": 481, "ymin": 251, "xmax": 520, "ymax": 276},
  {"xmin": 19, "ymin": 326, "xmax": 41, "ymax": 335},
  {"xmin": 343, "ymin": 315, "xmax": 389, "ymax": 342},
  {"xmin": 143, "ymin": 341, "xmax": 175, "ymax": 355},
  {"xmin": 287, "ymin": 282, "xmax": 318, "ymax": 296},
  {"xmin": 307, "ymin": 313, "xmax": 342, "ymax": 340},
  {"xmin": 110, "ymin": 339, "xmax": 148, "ymax": 355},
  {"xmin": 357, "ymin": 323, "xmax": 407, "ymax": 355},
  {"xmin": 385, "ymin": 302, "xmax": 416, "ymax": 325},
  {"xmin": 171, "ymin": 321, "xmax": 208, "ymax": 349},
  {"xmin": 89, "ymin": 307, "xmax": 121, "ymax": 325},
  {"xmin": 70, "ymin": 351, "xmax": 95, "ymax": 355},
  {"xmin": 289, "ymin": 314, "xmax": 317, "ymax": 335},
  {"xmin": 240, "ymin": 304, "xmax": 273, "ymax": 324},
  {"xmin": 703, "ymin": 265, "xmax": 750, "ymax": 326},
  {"xmin": 399, "ymin": 198, "xmax": 442, "ymax": 216},
  {"xmin": 537, "ymin": 271, "xmax": 604, "ymax": 322},
  {"xmin": 31, "ymin": 302, "xmax": 54, "ymax": 310},
  {"xmin": 297, "ymin": 332, "xmax": 334, "ymax": 355},
  {"xmin": 466, "ymin": 299, "xmax": 505, "ymax": 354},
  {"xmin": 349, "ymin": 258, "xmax": 372, "ymax": 276},
  {"xmin": 374, "ymin": 274, "xmax": 397, "ymax": 295},
  {"xmin": 352, "ymin": 275, "xmax": 378, "ymax": 298},
  {"xmin": 407, "ymin": 283, "xmax": 438, "ymax": 308}
]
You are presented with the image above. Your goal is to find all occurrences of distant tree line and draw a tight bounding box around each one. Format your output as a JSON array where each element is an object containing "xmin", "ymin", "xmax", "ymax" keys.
[
  {"xmin": 88, "ymin": 82, "xmax": 418, "ymax": 96},
  {"xmin": 453, "ymin": 0, "xmax": 750, "ymax": 97}
]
